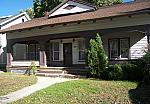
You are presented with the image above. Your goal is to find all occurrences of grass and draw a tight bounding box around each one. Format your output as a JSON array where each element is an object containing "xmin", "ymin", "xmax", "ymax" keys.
[
  {"xmin": 12, "ymin": 79, "xmax": 150, "ymax": 104},
  {"xmin": 0, "ymin": 73, "xmax": 37, "ymax": 96}
]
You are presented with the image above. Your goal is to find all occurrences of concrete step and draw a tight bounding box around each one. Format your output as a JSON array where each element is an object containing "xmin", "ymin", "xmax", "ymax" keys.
[
  {"xmin": 36, "ymin": 67, "xmax": 87, "ymax": 78},
  {"xmin": 36, "ymin": 73, "xmax": 86, "ymax": 79},
  {"xmin": 37, "ymin": 70, "xmax": 65, "ymax": 74}
]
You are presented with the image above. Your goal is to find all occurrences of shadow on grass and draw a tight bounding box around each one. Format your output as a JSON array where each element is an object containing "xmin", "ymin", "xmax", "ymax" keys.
[{"xmin": 129, "ymin": 82, "xmax": 150, "ymax": 104}]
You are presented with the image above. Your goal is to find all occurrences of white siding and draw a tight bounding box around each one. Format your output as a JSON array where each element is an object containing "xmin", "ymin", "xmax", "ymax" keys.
[
  {"xmin": 49, "ymin": 1, "xmax": 94, "ymax": 17},
  {"xmin": 1, "ymin": 15, "xmax": 29, "ymax": 30},
  {"xmin": 130, "ymin": 36, "xmax": 148, "ymax": 59}
]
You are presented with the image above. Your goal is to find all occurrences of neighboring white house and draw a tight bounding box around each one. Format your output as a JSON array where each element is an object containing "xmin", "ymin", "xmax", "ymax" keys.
[{"xmin": 0, "ymin": 12, "xmax": 30, "ymax": 67}]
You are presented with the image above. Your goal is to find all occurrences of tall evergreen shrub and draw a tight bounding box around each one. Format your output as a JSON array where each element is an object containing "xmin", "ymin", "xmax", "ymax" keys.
[{"xmin": 87, "ymin": 34, "xmax": 108, "ymax": 78}]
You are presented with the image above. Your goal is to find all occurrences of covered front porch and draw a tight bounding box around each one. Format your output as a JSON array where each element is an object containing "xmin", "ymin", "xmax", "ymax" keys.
[
  {"xmin": 7, "ymin": 34, "xmax": 90, "ymax": 68},
  {"xmin": 6, "ymin": 27, "xmax": 150, "ymax": 69}
]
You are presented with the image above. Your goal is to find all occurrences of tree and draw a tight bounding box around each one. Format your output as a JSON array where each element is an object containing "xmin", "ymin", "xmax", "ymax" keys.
[
  {"xmin": 33, "ymin": 0, "xmax": 43, "ymax": 18},
  {"xmin": 34, "ymin": 0, "xmax": 61, "ymax": 18},
  {"xmin": 19, "ymin": 8, "xmax": 34, "ymax": 19},
  {"xmin": 85, "ymin": 0, "xmax": 123, "ymax": 6},
  {"xmin": 26, "ymin": 8, "xmax": 34, "ymax": 19},
  {"xmin": 87, "ymin": 34, "xmax": 108, "ymax": 78}
]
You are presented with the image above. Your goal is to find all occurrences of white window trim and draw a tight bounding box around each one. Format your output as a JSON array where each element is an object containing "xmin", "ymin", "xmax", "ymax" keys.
[
  {"xmin": 52, "ymin": 42, "xmax": 61, "ymax": 61},
  {"xmin": 109, "ymin": 39, "xmax": 119, "ymax": 59},
  {"xmin": 109, "ymin": 38, "xmax": 130, "ymax": 60}
]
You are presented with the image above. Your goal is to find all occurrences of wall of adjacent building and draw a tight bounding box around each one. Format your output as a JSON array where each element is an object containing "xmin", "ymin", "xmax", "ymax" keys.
[{"xmin": 0, "ymin": 14, "xmax": 29, "ymax": 65}]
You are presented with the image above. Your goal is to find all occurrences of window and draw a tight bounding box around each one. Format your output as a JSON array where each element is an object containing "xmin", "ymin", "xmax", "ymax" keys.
[
  {"xmin": 52, "ymin": 42, "xmax": 60, "ymax": 61},
  {"xmin": 22, "ymin": 18, "xmax": 24, "ymax": 22},
  {"xmin": 63, "ymin": 5, "xmax": 76, "ymax": 10},
  {"xmin": 109, "ymin": 38, "xmax": 129, "ymax": 59},
  {"xmin": 109, "ymin": 39, "xmax": 118, "ymax": 59},
  {"xmin": 27, "ymin": 44, "xmax": 39, "ymax": 60},
  {"xmin": 120, "ymin": 39, "xmax": 129, "ymax": 58},
  {"xmin": 78, "ymin": 40, "xmax": 85, "ymax": 61}
]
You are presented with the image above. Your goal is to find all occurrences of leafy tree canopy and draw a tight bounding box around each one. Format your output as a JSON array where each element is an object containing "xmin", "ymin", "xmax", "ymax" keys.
[
  {"xmin": 19, "ymin": 8, "xmax": 34, "ymax": 19},
  {"xmin": 85, "ymin": 0, "xmax": 123, "ymax": 6}
]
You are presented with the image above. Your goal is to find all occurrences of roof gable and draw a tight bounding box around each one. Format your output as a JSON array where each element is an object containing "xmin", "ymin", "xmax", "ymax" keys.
[
  {"xmin": 49, "ymin": 0, "xmax": 96, "ymax": 17},
  {"xmin": 0, "ymin": 12, "xmax": 30, "ymax": 26}
]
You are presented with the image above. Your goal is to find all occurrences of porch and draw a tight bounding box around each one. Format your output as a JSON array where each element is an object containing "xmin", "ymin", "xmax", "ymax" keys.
[
  {"xmin": 7, "ymin": 36, "xmax": 89, "ymax": 68},
  {"xmin": 6, "ymin": 27, "xmax": 150, "ymax": 69}
]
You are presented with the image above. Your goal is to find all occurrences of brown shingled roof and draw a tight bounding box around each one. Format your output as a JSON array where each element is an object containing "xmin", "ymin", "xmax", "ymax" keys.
[{"xmin": 1, "ymin": 1, "xmax": 150, "ymax": 33}]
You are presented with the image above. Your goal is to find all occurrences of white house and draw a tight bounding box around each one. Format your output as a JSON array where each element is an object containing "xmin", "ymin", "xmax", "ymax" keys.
[{"xmin": 0, "ymin": 12, "xmax": 30, "ymax": 67}]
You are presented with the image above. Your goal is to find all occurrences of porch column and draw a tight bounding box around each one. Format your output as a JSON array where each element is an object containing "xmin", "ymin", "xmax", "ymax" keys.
[
  {"xmin": 6, "ymin": 41, "xmax": 13, "ymax": 68},
  {"xmin": 39, "ymin": 41, "xmax": 47, "ymax": 68}
]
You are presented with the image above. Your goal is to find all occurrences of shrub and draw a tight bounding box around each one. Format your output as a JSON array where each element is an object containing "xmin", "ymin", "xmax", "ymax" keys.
[
  {"xmin": 108, "ymin": 64, "xmax": 123, "ymax": 80},
  {"xmin": 86, "ymin": 34, "xmax": 108, "ymax": 78},
  {"xmin": 142, "ymin": 51, "xmax": 150, "ymax": 83},
  {"xmin": 30, "ymin": 61, "xmax": 37, "ymax": 75},
  {"xmin": 121, "ymin": 63, "xmax": 144, "ymax": 81}
]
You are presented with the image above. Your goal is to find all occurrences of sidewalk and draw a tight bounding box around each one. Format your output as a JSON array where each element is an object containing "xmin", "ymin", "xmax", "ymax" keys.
[{"xmin": 0, "ymin": 77, "xmax": 76, "ymax": 104}]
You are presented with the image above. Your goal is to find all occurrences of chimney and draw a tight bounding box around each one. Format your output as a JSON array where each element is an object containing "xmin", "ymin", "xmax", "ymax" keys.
[{"xmin": 44, "ymin": 11, "xmax": 49, "ymax": 17}]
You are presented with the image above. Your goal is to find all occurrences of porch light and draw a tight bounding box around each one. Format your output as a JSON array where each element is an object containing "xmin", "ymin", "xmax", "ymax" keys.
[
  {"xmin": 73, "ymin": 38, "xmax": 75, "ymax": 42},
  {"xmin": 60, "ymin": 40, "xmax": 63, "ymax": 43}
]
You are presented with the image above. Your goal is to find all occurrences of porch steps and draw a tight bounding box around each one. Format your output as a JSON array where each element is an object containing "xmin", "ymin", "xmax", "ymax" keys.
[{"xmin": 36, "ymin": 67, "xmax": 87, "ymax": 78}]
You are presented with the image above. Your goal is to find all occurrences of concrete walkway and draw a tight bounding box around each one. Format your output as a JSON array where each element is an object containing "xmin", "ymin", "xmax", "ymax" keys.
[{"xmin": 0, "ymin": 77, "xmax": 76, "ymax": 104}]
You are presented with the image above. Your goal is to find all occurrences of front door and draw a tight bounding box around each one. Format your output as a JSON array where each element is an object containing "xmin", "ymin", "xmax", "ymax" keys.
[{"xmin": 63, "ymin": 43, "xmax": 72, "ymax": 66}]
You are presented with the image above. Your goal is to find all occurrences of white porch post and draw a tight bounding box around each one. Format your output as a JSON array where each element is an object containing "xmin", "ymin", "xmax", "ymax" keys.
[{"xmin": 39, "ymin": 41, "xmax": 47, "ymax": 68}]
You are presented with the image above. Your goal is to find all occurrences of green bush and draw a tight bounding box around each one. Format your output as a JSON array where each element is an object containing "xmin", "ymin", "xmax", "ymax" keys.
[
  {"xmin": 86, "ymin": 34, "xmax": 108, "ymax": 78},
  {"xmin": 108, "ymin": 64, "xmax": 123, "ymax": 80},
  {"xmin": 30, "ymin": 61, "xmax": 37, "ymax": 75},
  {"xmin": 121, "ymin": 63, "xmax": 144, "ymax": 81},
  {"xmin": 142, "ymin": 51, "xmax": 150, "ymax": 83}
]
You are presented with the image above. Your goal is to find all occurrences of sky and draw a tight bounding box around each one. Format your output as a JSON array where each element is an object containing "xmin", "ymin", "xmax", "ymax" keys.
[{"xmin": 0, "ymin": 0, "xmax": 133, "ymax": 17}]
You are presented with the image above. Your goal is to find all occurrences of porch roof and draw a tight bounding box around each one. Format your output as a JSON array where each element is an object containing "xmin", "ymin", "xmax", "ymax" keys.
[{"xmin": 0, "ymin": 0, "xmax": 150, "ymax": 33}]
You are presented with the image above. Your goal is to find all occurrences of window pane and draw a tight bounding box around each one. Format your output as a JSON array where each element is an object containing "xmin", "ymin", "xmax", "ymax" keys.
[
  {"xmin": 109, "ymin": 39, "xmax": 118, "ymax": 58},
  {"xmin": 54, "ymin": 52, "xmax": 59, "ymax": 60},
  {"xmin": 78, "ymin": 40, "xmax": 85, "ymax": 60},
  {"xmin": 54, "ymin": 42, "xmax": 59, "ymax": 51},
  {"xmin": 120, "ymin": 39, "xmax": 129, "ymax": 58},
  {"xmin": 53, "ymin": 42, "xmax": 60, "ymax": 61},
  {"xmin": 79, "ymin": 51, "xmax": 85, "ymax": 60}
]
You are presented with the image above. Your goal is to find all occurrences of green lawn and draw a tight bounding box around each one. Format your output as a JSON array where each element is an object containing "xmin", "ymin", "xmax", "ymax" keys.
[
  {"xmin": 0, "ymin": 73, "xmax": 37, "ymax": 96},
  {"xmin": 12, "ymin": 79, "xmax": 150, "ymax": 104}
]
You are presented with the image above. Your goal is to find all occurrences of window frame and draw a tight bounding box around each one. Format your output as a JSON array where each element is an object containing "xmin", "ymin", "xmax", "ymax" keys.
[
  {"xmin": 108, "ymin": 38, "xmax": 130, "ymax": 60},
  {"xmin": 52, "ymin": 42, "xmax": 60, "ymax": 61},
  {"xmin": 78, "ymin": 39, "xmax": 86, "ymax": 61},
  {"xmin": 27, "ymin": 44, "xmax": 40, "ymax": 61}
]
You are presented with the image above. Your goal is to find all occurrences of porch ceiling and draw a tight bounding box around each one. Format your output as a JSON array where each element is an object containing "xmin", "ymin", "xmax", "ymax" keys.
[{"xmin": 7, "ymin": 24, "xmax": 150, "ymax": 43}]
